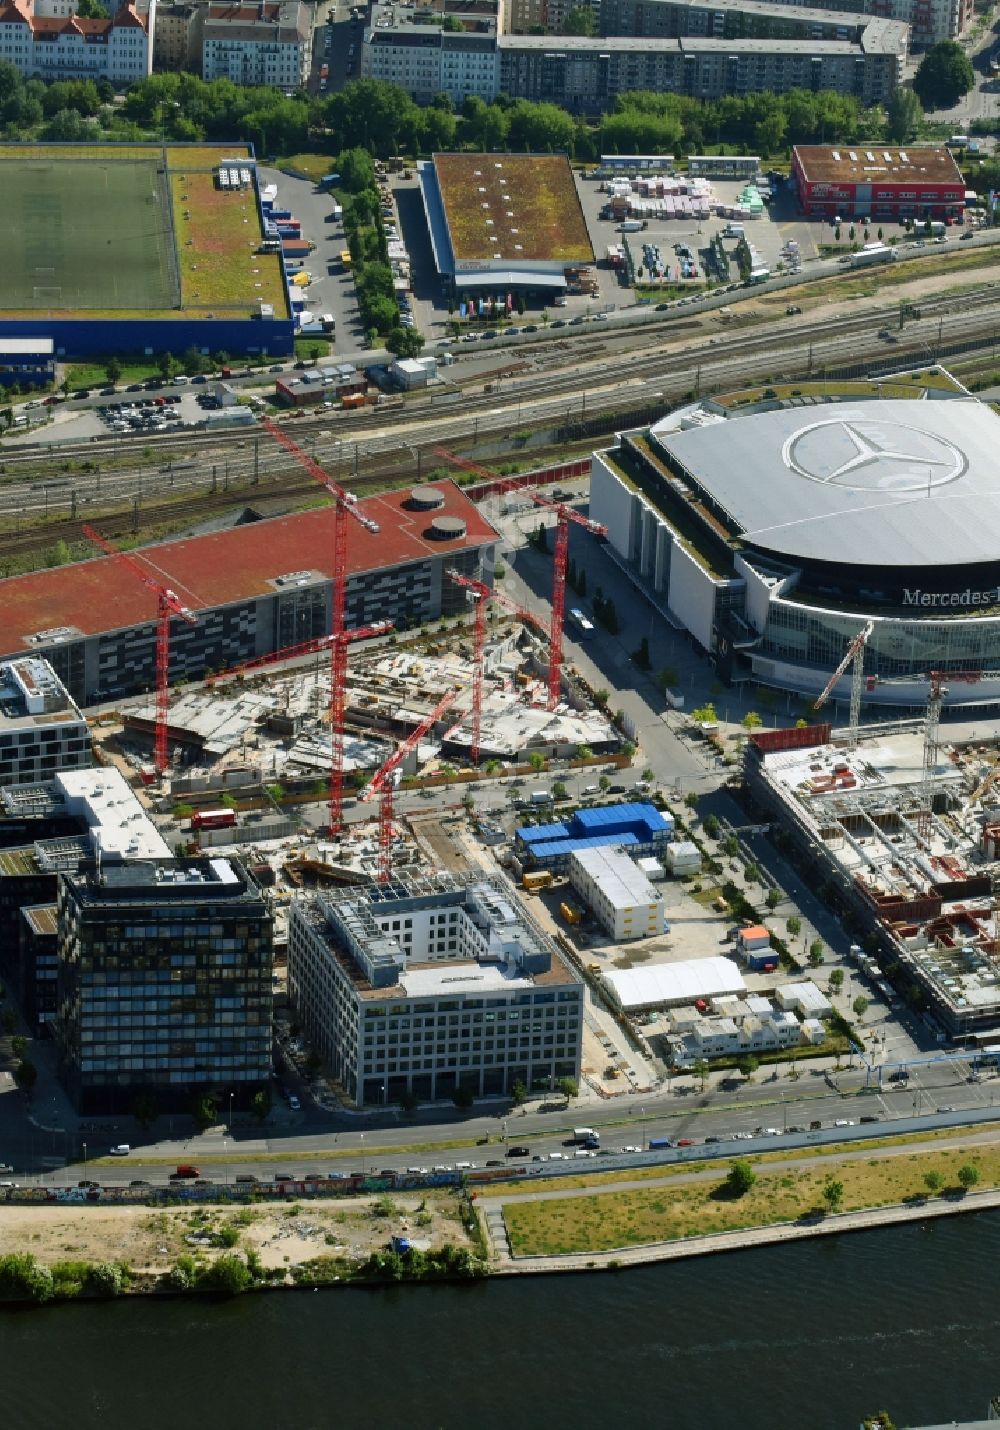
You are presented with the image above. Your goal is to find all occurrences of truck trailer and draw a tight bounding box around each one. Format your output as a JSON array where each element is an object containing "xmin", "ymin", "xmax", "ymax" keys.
[{"xmin": 848, "ymin": 243, "xmax": 898, "ymax": 269}]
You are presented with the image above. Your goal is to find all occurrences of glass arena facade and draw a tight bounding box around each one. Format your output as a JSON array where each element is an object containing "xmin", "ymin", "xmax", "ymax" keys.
[{"xmin": 590, "ymin": 387, "xmax": 1000, "ymax": 708}]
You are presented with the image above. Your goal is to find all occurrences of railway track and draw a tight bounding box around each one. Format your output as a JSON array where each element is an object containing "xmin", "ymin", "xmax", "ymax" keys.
[{"xmin": 3, "ymin": 278, "xmax": 1000, "ymax": 538}]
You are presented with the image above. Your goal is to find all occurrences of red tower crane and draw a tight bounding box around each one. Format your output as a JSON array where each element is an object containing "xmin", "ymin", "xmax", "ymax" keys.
[
  {"xmin": 447, "ymin": 568, "xmax": 547, "ymax": 766},
  {"xmin": 259, "ymin": 417, "xmax": 380, "ymax": 834},
  {"xmin": 81, "ymin": 524, "xmax": 198, "ymax": 778},
  {"xmin": 360, "ymin": 687, "xmax": 461, "ymax": 881},
  {"xmin": 432, "ymin": 447, "xmax": 606, "ymax": 710}
]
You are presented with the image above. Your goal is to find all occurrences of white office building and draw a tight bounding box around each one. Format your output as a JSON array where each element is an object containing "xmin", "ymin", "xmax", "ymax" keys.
[
  {"xmin": 288, "ymin": 873, "xmax": 583, "ymax": 1106},
  {"xmin": 568, "ymin": 844, "xmax": 665, "ymax": 942},
  {"xmin": 0, "ymin": 658, "xmax": 91, "ymax": 787}
]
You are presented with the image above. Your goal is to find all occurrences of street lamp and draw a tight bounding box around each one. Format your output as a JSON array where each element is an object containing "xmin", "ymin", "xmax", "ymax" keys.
[
  {"xmin": 82, "ymin": 1142, "xmax": 87, "ymax": 1175},
  {"xmin": 360, "ymin": 1130, "xmax": 365, "ymax": 1176},
  {"xmin": 229, "ymin": 1091, "xmax": 234, "ymax": 1134},
  {"xmin": 640, "ymin": 1104, "xmax": 646, "ymax": 1150}
]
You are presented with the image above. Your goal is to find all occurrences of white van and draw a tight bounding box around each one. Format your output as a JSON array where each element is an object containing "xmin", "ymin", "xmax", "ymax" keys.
[{"xmin": 582, "ymin": 783, "xmax": 599, "ymax": 795}]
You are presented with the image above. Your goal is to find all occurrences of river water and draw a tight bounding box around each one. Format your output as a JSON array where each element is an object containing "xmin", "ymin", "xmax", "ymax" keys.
[{"xmin": 4, "ymin": 1212, "xmax": 999, "ymax": 1429}]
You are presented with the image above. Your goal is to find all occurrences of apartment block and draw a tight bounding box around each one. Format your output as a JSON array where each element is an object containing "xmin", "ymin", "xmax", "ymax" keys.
[
  {"xmin": 56, "ymin": 856, "xmax": 273, "ymax": 1112},
  {"xmin": 288, "ymin": 873, "xmax": 583, "ymax": 1106},
  {"xmin": 153, "ymin": 0, "xmax": 205, "ymax": 68},
  {"xmin": 363, "ymin": 4, "xmax": 499, "ymax": 102},
  {"xmin": 202, "ymin": 0, "xmax": 310, "ymax": 87},
  {"xmin": 497, "ymin": 25, "xmax": 906, "ymax": 107}
]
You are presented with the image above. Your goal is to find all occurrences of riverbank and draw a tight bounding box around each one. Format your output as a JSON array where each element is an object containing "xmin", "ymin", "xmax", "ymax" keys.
[
  {"xmin": 5, "ymin": 1125, "xmax": 1000, "ymax": 1302},
  {"xmin": 483, "ymin": 1182, "xmax": 1000, "ymax": 1275}
]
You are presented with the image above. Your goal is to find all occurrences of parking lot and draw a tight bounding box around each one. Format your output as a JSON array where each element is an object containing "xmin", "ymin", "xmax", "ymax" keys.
[{"xmin": 258, "ymin": 166, "xmax": 368, "ymax": 355}]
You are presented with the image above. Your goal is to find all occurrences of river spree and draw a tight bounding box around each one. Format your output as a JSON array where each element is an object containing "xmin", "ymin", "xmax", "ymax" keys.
[{"xmin": 4, "ymin": 1211, "xmax": 1000, "ymax": 1429}]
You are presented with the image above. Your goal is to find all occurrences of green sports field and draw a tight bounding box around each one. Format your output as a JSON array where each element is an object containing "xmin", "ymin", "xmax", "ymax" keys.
[{"xmin": 0, "ymin": 158, "xmax": 178, "ymax": 311}]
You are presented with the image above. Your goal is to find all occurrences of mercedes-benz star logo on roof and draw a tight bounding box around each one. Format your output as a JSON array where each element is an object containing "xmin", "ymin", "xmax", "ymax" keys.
[{"xmin": 782, "ymin": 417, "xmax": 967, "ymax": 493}]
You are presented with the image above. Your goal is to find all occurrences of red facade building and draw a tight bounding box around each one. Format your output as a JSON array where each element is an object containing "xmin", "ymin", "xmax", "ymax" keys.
[{"xmin": 792, "ymin": 144, "xmax": 966, "ymax": 221}]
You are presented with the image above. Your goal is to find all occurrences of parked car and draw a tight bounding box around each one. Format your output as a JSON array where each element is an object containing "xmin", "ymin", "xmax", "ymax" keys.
[{"xmin": 507, "ymin": 1145, "xmax": 530, "ymax": 1157}]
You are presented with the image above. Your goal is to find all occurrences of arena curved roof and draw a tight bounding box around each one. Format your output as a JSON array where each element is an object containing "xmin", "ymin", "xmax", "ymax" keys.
[{"xmin": 651, "ymin": 398, "xmax": 1000, "ymax": 569}]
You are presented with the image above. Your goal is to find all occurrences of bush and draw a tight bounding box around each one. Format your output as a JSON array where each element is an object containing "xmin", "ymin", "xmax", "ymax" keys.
[
  {"xmin": 0, "ymin": 1252, "xmax": 55, "ymax": 1302},
  {"xmin": 197, "ymin": 1254, "xmax": 252, "ymax": 1296},
  {"xmin": 86, "ymin": 1262, "xmax": 125, "ymax": 1298}
]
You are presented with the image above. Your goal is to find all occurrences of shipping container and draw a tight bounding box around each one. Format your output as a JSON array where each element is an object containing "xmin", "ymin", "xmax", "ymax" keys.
[
  {"xmin": 522, "ymin": 870, "xmax": 553, "ymax": 892},
  {"xmin": 191, "ymin": 809, "xmax": 236, "ymax": 831}
]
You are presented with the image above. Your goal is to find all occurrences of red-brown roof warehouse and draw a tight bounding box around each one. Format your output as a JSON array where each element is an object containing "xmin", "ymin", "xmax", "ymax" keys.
[{"xmin": 0, "ymin": 480, "xmax": 497, "ymax": 704}]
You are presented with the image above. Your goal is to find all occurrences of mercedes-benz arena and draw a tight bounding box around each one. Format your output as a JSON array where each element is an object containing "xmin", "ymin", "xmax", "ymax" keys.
[{"xmin": 590, "ymin": 385, "xmax": 1000, "ymax": 708}]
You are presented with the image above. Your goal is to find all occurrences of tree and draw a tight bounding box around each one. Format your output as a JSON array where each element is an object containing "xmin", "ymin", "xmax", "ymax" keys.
[
  {"xmin": 130, "ymin": 1091, "xmax": 159, "ymax": 1128},
  {"xmin": 642, "ymin": 767, "xmax": 655, "ymax": 784},
  {"xmin": 765, "ymin": 888, "xmax": 781, "ymax": 910},
  {"xmin": 511, "ymin": 1078, "xmax": 527, "ymax": 1106},
  {"xmin": 593, "ymin": 688, "xmax": 609, "ymax": 708},
  {"xmin": 552, "ymin": 780, "xmax": 568, "ymax": 799},
  {"xmin": 182, "ymin": 346, "xmax": 204, "ymax": 376},
  {"xmin": 104, "ymin": 355, "xmax": 122, "ymax": 386},
  {"xmin": 822, "ymin": 1177, "xmax": 844, "ymax": 1214},
  {"xmin": 694, "ymin": 1057, "xmax": 710, "ymax": 1090},
  {"xmin": 528, "ymin": 751, "xmax": 546, "ymax": 773},
  {"xmin": 829, "ymin": 968, "xmax": 845, "ymax": 993},
  {"xmin": 385, "ymin": 326, "xmax": 425, "ymax": 359},
  {"xmin": 853, "ymin": 995, "xmax": 870, "ymax": 1019},
  {"xmin": 251, "ymin": 1089, "xmax": 271, "ymax": 1123},
  {"xmin": 599, "ymin": 774, "xmax": 611, "ymax": 792},
  {"xmin": 923, "ymin": 1169, "xmax": 944, "ymax": 1194},
  {"xmin": 192, "ymin": 1093, "xmax": 217, "ymax": 1130},
  {"xmin": 14, "ymin": 1059, "xmax": 36, "ymax": 1091},
  {"xmin": 558, "ymin": 1076, "xmax": 578, "ymax": 1102},
  {"xmin": 576, "ymin": 745, "xmax": 594, "ymax": 761},
  {"xmin": 741, "ymin": 711, "xmax": 763, "ymax": 731},
  {"xmin": 10, "ymin": 1034, "xmax": 26, "ymax": 1059},
  {"xmin": 957, "ymin": 1163, "xmax": 980, "ymax": 1192},
  {"xmin": 690, "ymin": 703, "xmax": 717, "ymax": 724},
  {"xmin": 914, "ymin": 41, "xmax": 974, "ymax": 110},
  {"xmin": 885, "ymin": 85, "xmax": 923, "ymax": 143},
  {"xmin": 736, "ymin": 1054, "xmax": 759, "ymax": 1082},
  {"xmin": 632, "ymin": 635, "xmax": 651, "ymax": 670},
  {"xmin": 808, "ymin": 939, "xmax": 825, "ymax": 966},
  {"xmin": 684, "ymin": 791, "xmax": 699, "ymax": 811},
  {"xmin": 786, "ymin": 915, "xmax": 802, "ymax": 938},
  {"xmin": 562, "ymin": 3, "xmax": 595, "ymax": 33},
  {"xmin": 725, "ymin": 1159, "xmax": 757, "ymax": 1196},
  {"xmin": 703, "ymin": 813, "xmax": 720, "ymax": 838},
  {"xmin": 656, "ymin": 666, "xmax": 680, "ymax": 692}
]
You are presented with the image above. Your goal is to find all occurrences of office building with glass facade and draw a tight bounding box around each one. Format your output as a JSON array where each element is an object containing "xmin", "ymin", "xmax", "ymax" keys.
[
  {"xmin": 288, "ymin": 873, "xmax": 583, "ymax": 1106},
  {"xmin": 591, "ymin": 384, "xmax": 1000, "ymax": 709},
  {"xmin": 56, "ymin": 856, "xmax": 273, "ymax": 1112}
]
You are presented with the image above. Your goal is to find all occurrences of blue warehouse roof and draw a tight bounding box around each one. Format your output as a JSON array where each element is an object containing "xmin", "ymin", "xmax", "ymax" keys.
[
  {"xmin": 527, "ymin": 832, "xmax": 640, "ymax": 861},
  {"xmin": 516, "ymin": 802, "xmax": 673, "ymax": 849}
]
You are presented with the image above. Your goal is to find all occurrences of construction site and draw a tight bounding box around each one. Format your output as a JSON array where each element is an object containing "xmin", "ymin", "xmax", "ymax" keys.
[
  {"xmin": 746, "ymin": 713, "xmax": 1000, "ymax": 1043},
  {"xmin": 80, "ymin": 433, "xmax": 619, "ymax": 896}
]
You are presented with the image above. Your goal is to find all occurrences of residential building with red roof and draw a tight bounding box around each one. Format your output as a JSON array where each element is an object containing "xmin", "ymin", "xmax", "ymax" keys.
[
  {"xmin": 0, "ymin": 480, "xmax": 498, "ymax": 706},
  {"xmin": 0, "ymin": 0, "xmax": 152, "ymax": 82}
]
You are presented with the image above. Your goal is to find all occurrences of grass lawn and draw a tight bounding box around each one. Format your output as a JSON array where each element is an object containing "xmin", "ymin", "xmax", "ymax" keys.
[
  {"xmin": 278, "ymin": 153, "xmax": 336, "ymax": 184},
  {"xmin": 502, "ymin": 1140, "xmax": 996, "ymax": 1256},
  {"xmin": 294, "ymin": 336, "xmax": 333, "ymax": 360},
  {"xmin": 65, "ymin": 361, "xmax": 161, "ymax": 389}
]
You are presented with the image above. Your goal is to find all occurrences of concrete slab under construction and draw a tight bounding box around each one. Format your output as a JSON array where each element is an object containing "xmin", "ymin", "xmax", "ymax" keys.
[{"xmin": 747, "ymin": 723, "xmax": 1000, "ymax": 1039}]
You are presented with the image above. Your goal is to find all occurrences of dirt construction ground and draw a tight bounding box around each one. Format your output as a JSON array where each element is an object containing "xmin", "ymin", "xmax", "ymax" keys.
[{"xmin": 0, "ymin": 1190, "xmax": 475, "ymax": 1275}]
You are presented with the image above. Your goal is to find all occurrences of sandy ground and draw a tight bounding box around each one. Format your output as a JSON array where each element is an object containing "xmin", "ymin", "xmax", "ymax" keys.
[{"xmin": 0, "ymin": 1191, "xmax": 475, "ymax": 1275}]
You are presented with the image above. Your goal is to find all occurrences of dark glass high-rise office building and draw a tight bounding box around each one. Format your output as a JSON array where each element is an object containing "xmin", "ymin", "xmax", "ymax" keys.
[{"xmin": 56, "ymin": 857, "xmax": 273, "ymax": 1113}]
